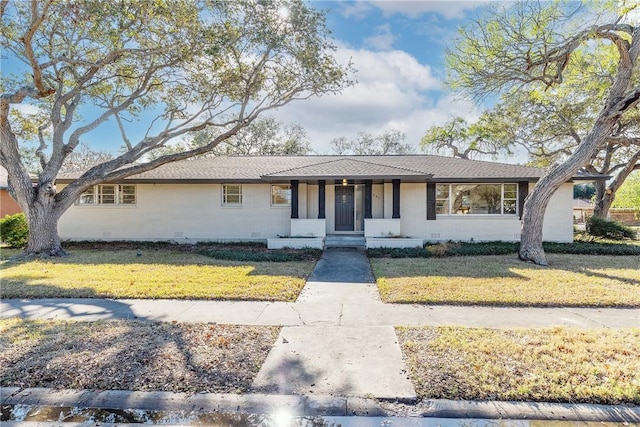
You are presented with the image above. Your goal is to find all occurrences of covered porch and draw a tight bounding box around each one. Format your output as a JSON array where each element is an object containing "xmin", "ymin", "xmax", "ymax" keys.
[{"xmin": 262, "ymin": 158, "xmax": 431, "ymax": 249}]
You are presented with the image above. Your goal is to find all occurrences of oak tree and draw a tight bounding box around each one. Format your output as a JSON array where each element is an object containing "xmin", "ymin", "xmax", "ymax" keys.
[
  {"xmin": 0, "ymin": 0, "xmax": 351, "ymax": 256},
  {"xmin": 446, "ymin": 1, "xmax": 640, "ymax": 265}
]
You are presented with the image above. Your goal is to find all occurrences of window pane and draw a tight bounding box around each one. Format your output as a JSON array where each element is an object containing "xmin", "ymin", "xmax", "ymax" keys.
[
  {"xmin": 98, "ymin": 185, "xmax": 116, "ymax": 204},
  {"xmin": 271, "ymin": 184, "xmax": 291, "ymax": 205},
  {"xmin": 503, "ymin": 200, "xmax": 517, "ymax": 215},
  {"xmin": 77, "ymin": 187, "xmax": 95, "ymax": 204},
  {"xmin": 503, "ymin": 183, "xmax": 517, "ymax": 215},
  {"xmin": 119, "ymin": 185, "xmax": 136, "ymax": 204},
  {"xmin": 452, "ymin": 184, "xmax": 501, "ymax": 214},
  {"xmin": 503, "ymin": 184, "xmax": 517, "ymax": 199},
  {"xmin": 223, "ymin": 185, "xmax": 242, "ymax": 205},
  {"xmin": 435, "ymin": 184, "xmax": 449, "ymax": 214}
]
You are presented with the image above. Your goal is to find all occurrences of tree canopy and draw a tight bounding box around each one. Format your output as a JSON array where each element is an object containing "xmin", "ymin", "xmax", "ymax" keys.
[
  {"xmin": 445, "ymin": 1, "xmax": 640, "ymax": 265},
  {"xmin": 612, "ymin": 170, "xmax": 640, "ymax": 209},
  {"xmin": 0, "ymin": 0, "xmax": 352, "ymax": 256},
  {"xmin": 330, "ymin": 129, "xmax": 414, "ymax": 155},
  {"xmin": 149, "ymin": 116, "xmax": 312, "ymax": 158}
]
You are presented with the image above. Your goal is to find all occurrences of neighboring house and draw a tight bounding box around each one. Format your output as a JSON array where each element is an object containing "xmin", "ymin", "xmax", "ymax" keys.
[
  {"xmin": 0, "ymin": 166, "xmax": 22, "ymax": 218},
  {"xmin": 573, "ymin": 198, "xmax": 639, "ymax": 226},
  {"xmin": 573, "ymin": 198, "xmax": 594, "ymax": 224},
  {"xmin": 56, "ymin": 155, "xmax": 595, "ymax": 248}
]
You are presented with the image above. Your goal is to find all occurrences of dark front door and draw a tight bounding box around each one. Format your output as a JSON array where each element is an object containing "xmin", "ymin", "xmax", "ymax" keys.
[{"xmin": 335, "ymin": 185, "xmax": 354, "ymax": 231}]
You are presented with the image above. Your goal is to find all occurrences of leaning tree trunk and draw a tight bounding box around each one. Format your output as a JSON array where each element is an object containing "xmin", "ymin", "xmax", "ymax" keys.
[{"xmin": 519, "ymin": 119, "xmax": 618, "ymax": 266}]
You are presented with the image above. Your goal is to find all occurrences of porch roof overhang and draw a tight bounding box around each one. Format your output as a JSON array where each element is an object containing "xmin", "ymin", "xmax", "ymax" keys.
[{"xmin": 260, "ymin": 158, "xmax": 433, "ymax": 183}]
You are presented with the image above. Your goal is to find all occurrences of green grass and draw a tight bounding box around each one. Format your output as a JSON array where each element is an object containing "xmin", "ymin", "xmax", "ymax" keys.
[
  {"xmin": 0, "ymin": 249, "xmax": 315, "ymax": 301},
  {"xmin": 397, "ymin": 326, "xmax": 640, "ymax": 404},
  {"xmin": 373, "ymin": 254, "xmax": 640, "ymax": 307}
]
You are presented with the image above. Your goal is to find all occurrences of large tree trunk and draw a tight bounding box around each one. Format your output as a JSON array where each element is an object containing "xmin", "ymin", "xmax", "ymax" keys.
[
  {"xmin": 519, "ymin": 119, "xmax": 618, "ymax": 266},
  {"xmin": 23, "ymin": 188, "xmax": 67, "ymax": 257}
]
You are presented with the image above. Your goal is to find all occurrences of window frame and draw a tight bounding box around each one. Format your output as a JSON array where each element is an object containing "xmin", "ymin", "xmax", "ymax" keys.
[
  {"xmin": 222, "ymin": 184, "xmax": 243, "ymax": 206},
  {"xmin": 436, "ymin": 183, "xmax": 518, "ymax": 216},
  {"xmin": 75, "ymin": 184, "xmax": 136, "ymax": 206},
  {"xmin": 271, "ymin": 183, "xmax": 292, "ymax": 206}
]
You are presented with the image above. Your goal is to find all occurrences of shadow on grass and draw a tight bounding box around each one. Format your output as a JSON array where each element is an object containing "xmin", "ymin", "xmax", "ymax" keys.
[
  {"xmin": 0, "ymin": 317, "xmax": 279, "ymax": 397},
  {"xmin": 0, "ymin": 246, "xmax": 319, "ymax": 300}
]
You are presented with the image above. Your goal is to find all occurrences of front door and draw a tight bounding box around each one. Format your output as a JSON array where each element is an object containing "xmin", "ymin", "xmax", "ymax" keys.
[{"xmin": 335, "ymin": 185, "xmax": 354, "ymax": 231}]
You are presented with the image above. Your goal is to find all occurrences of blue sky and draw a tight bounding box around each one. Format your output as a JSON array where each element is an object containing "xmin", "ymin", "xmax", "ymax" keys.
[
  {"xmin": 273, "ymin": 0, "xmax": 489, "ymax": 154},
  {"xmin": 6, "ymin": 1, "xmax": 491, "ymax": 157}
]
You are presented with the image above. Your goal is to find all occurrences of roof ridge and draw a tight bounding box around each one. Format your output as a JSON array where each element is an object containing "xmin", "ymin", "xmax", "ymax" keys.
[
  {"xmin": 261, "ymin": 157, "xmax": 342, "ymax": 177},
  {"xmin": 352, "ymin": 157, "xmax": 430, "ymax": 176}
]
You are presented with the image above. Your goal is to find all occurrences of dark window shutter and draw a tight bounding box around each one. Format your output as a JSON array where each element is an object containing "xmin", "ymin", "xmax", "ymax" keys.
[
  {"xmin": 518, "ymin": 181, "xmax": 529, "ymax": 220},
  {"xmin": 427, "ymin": 182, "xmax": 436, "ymax": 220}
]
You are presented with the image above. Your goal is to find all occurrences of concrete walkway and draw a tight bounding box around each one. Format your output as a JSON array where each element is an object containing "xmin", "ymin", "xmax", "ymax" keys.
[
  {"xmin": 1, "ymin": 247, "xmax": 639, "ymax": 402},
  {"xmin": 2, "ymin": 296, "xmax": 638, "ymax": 328}
]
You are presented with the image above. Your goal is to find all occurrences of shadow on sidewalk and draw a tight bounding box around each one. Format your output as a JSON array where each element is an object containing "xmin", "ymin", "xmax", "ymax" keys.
[{"xmin": 308, "ymin": 248, "xmax": 374, "ymax": 284}]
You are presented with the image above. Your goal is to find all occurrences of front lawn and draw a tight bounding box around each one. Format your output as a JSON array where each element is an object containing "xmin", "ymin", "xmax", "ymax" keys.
[
  {"xmin": 1, "ymin": 249, "xmax": 315, "ymax": 301},
  {"xmin": 397, "ymin": 326, "xmax": 640, "ymax": 404},
  {"xmin": 373, "ymin": 254, "xmax": 640, "ymax": 307}
]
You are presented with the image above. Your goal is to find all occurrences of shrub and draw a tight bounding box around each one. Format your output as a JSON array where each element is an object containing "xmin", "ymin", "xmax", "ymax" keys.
[
  {"xmin": 367, "ymin": 239, "xmax": 640, "ymax": 258},
  {"xmin": 198, "ymin": 247, "xmax": 321, "ymax": 262},
  {"xmin": 0, "ymin": 213, "xmax": 28, "ymax": 248},
  {"xmin": 586, "ymin": 216, "xmax": 637, "ymax": 240}
]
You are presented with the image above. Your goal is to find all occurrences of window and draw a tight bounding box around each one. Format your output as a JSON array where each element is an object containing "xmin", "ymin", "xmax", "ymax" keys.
[
  {"xmin": 271, "ymin": 184, "xmax": 291, "ymax": 205},
  {"xmin": 222, "ymin": 184, "xmax": 242, "ymax": 205},
  {"xmin": 77, "ymin": 186, "xmax": 96, "ymax": 205},
  {"xmin": 436, "ymin": 183, "xmax": 518, "ymax": 215},
  {"xmin": 98, "ymin": 185, "xmax": 116, "ymax": 204},
  {"xmin": 503, "ymin": 184, "xmax": 518, "ymax": 215},
  {"xmin": 76, "ymin": 184, "xmax": 136, "ymax": 206},
  {"xmin": 435, "ymin": 184, "xmax": 450, "ymax": 214},
  {"xmin": 119, "ymin": 185, "xmax": 137, "ymax": 205}
]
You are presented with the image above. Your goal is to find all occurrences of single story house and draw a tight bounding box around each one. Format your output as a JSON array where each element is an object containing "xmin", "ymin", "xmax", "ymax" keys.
[{"xmin": 56, "ymin": 155, "xmax": 587, "ymax": 248}]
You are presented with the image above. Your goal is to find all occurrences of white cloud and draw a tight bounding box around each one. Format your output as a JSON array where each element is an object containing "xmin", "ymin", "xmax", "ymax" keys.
[
  {"xmin": 337, "ymin": 1, "xmax": 486, "ymax": 20},
  {"xmin": 364, "ymin": 24, "xmax": 397, "ymax": 50},
  {"xmin": 371, "ymin": 1, "xmax": 487, "ymax": 19},
  {"xmin": 11, "ymin": 103, "xmax": 41, "ymax": 116},
  {"xmin": 338, "ymin": 1, "xmax": 374, "ymax": 19},
  {"xmin": 272, "ymin": 45, "xmax": 483, "ymax": 154}
]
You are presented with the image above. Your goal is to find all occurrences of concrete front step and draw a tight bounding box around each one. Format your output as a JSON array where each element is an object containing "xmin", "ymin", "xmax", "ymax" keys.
[{"xmin": 324, "ymin": 235, "xmax": 365, "ymax": 248}]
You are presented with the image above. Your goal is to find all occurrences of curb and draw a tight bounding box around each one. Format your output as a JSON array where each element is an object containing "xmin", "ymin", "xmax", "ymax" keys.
[{"xmin": 2, "ymin": 387, "xmax": 640, "ymax": 422}]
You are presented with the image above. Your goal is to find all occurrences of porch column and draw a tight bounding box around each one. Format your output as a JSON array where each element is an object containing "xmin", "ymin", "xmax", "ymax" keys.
[
  {"xmin": 291, "ymin": 180, "xmax": 299, "ymax": 219},
  {"xmin": 392, "ymin": 179, "xmax": 400, "ymax": 219},
  {"xmin": 364, "ymin": 179, "xmax": 372, "ymax": 219},
  {"xmin": 318, "ymin": 180, "xmax": 326, "ymax": 219}
]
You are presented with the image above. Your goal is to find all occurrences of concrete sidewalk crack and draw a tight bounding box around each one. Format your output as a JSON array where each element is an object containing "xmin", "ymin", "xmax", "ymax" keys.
[
  {"xmin": 254, "ymin": 302, "xmax": 270, "ymax": 323},
  {"xmin": 562, "ymin": 308, "xmax": 609, "ymax": 328},
  {"xmin": 290, "ymin": 304, "xmax": 307, "ymax": 326}
]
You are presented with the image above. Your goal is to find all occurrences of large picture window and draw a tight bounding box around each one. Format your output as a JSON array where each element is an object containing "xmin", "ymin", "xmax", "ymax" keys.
[
  {"xmin": 222, "ymin": 184, "xmax": 242, "ymax": 205},
  {"xmin": 271, "ymin": 184, "xmax": 291, "ymax": 205},
  {"xmin": 76, "ymin": 184, "xmax": 136, "ymax": 206},
  {"xmin": 436, "ymin": 183, "xmax": 518, "ymax": 215}
]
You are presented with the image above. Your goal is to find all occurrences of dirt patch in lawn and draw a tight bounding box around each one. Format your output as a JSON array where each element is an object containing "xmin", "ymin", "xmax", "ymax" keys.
[{"xmin": 0, "ymin": 319, "xmax": 279, "ymax": 393}]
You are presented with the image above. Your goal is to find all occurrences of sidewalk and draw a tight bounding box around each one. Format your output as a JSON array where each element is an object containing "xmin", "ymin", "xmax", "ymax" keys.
[
  {"xmin": 2, "ymin": 294, "xmax": 638, "ymax": 328},
  {"xmin": 2, "ymin": 248, "xmax": 639, "ymax": 417}
]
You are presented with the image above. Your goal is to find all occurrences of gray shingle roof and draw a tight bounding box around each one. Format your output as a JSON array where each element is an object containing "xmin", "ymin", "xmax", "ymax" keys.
[{"xmin": 56, "ymin": 155, "xmax": 549, "ymax": 183}]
